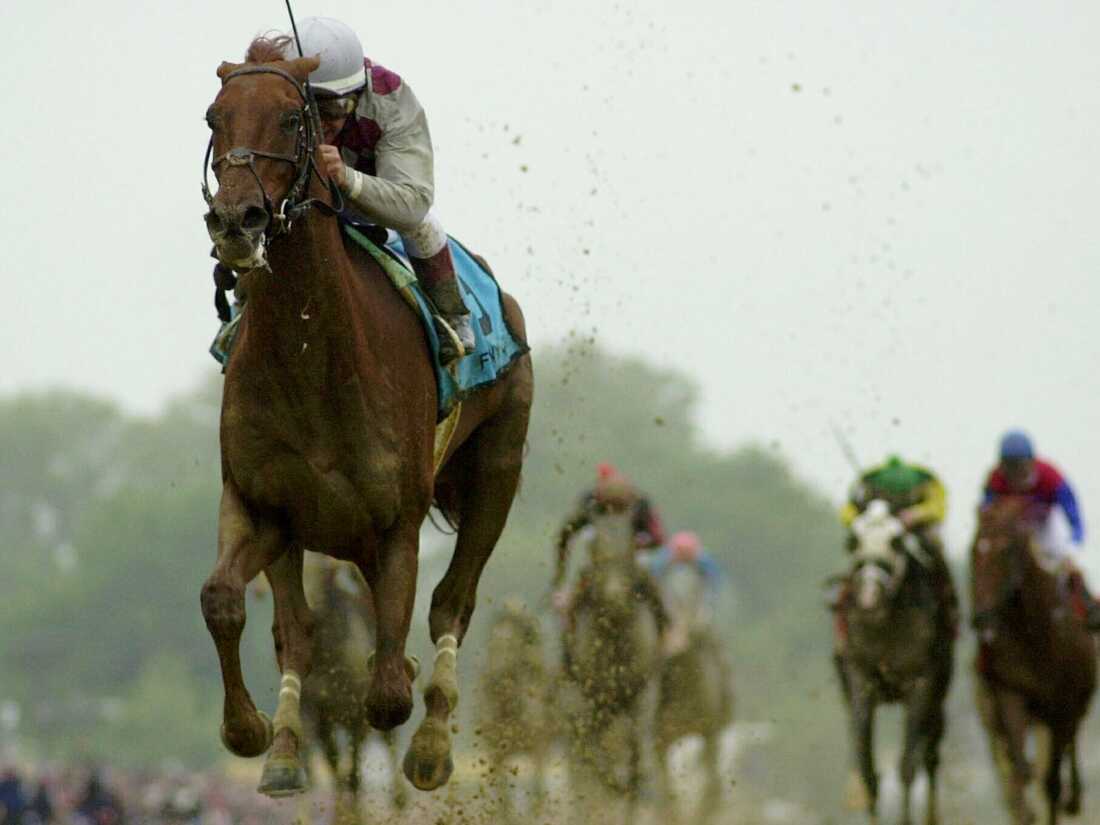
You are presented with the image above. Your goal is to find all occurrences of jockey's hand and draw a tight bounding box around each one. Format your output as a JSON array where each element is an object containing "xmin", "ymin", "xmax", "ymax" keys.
[
  {"xmin": 318, "ymin": 145, "xmax": 348, "ymax": 189},
  {"xmin": 898, "ymin": 508, "xmax": 919, "ymax": 529}
]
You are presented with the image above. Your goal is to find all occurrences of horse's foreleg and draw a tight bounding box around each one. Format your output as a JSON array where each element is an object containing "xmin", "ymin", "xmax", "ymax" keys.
[
  {"xmin": 900, "ymin": 678, "xmax": 935, "ymax": 825},
  {"xmin": 702, "ymin": 731, "xmax": 723, "ymax": 821},
  {"xmin": 922, "ymin": 707, "xmax": 946, "ymax": 825},
  {"xmin": 201, "ymin": 484, "xmax": 284, "ymax": 758},
  {"xmin": 258, "ymin": 546, "xmax": 315, "ymax": 797},
  {"xmin": 405, "ymin": 420, "xmax": 526, "ymax": 791},
  {"xmin": 993, "ymin": 686, "xmax": 1035, "ymax": 825},
  {"xmin": 847, "ymin": 674, "xmax": 878, "ymax": 822},
  {"xmin": 358, "ymin": 526, "xmax": 419, "ymax": 733}
]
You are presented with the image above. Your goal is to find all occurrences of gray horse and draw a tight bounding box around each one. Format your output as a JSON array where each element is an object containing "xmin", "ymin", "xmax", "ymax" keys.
[
  {"xmin": 299, "ymin": 556, "xmax": 408, "ymax": 824},
  {"xmin": 653, "ymin": 564, "xmax": 734, "ymax": 823},
  {"xmin": 477, "ymin": 598, "xmax": 554, "ymax": 822},
  {"xmin": 835, "ymin": 501, "xmax": 954, "ymax": 825},
  {"xmin": 562, "ymin": 484, "xmax": 666, "ymax": 822}
]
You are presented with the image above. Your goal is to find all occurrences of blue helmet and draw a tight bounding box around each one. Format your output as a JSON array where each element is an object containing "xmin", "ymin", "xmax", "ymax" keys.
[{"xmin": 999, "ymin": 430, "xmax": 1035, "ymax": 461}]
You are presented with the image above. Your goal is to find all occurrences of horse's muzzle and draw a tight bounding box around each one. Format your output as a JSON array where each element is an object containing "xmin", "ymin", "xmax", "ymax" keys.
[{"xmin": 206, "ymin": 202, "xmax": 271, "ymax": 270}]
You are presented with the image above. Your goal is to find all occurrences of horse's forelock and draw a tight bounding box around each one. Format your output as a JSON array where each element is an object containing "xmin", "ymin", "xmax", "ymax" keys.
[{"xmin": 245, "ymin": 33, "xmax": 293, "ymax": 64}]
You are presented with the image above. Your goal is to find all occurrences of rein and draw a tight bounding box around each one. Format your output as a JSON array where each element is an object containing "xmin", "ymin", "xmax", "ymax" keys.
[{"xmin": 201, "ymin": 65, "xmax": 344, "ymax": 237}]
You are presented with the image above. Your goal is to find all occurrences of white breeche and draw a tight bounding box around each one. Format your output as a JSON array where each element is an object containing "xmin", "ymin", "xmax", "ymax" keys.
[
  {"xmin": 400, "ymin": 211, "xmax": 448, "ymax": 259},
  {"xmin": 1034, "ymin": 510, "xmax": 1080, "ymax": 569}
]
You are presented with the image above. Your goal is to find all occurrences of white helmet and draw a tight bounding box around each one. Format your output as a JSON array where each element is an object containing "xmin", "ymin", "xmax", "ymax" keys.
[{"xmin": 285, "ymin": 16, "xmax": 367, "ymax": 96}]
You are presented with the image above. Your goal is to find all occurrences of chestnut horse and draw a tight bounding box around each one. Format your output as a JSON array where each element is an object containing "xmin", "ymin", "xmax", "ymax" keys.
[
  {"xmin": 198, "ymin": 49, "xmax": 532, "ymax": 798},
  {"xmin": 971, "ymin": 498, "xmax": 1096, "ymax": 825}
]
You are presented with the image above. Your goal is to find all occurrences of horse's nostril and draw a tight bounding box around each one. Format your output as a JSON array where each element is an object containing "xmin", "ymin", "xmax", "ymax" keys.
[
  {"xmin": 205, "ymin": 210, "xmax": 225, "ymax": 235},
  {"xmin": 242, "ymin": 206, "xmax": 270, "ymax": 233}
]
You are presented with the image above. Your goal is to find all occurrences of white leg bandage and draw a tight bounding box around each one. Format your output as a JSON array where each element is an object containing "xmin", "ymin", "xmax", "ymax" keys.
[{"xmin": 435, "ymin": 633, "xmax": 458, "ymax": 662}]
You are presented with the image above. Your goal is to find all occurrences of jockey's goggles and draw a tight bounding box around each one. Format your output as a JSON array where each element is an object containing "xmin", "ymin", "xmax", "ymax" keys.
[{"xmin": 315, "ymin": 94, "xmax": 358, "ymax": 120}]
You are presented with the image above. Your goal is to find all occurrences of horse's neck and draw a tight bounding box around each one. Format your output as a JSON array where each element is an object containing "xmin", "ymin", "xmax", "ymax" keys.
[
  {"xmin": 239, "ymin": 214, "xmax": 378, "ymax": 378},
  {"xmin": 1015, "ymin": 543, "xmax": 1059, "ymax": 633}
]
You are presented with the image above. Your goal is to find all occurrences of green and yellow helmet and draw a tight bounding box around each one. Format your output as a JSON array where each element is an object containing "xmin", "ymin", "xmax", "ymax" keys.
[{"xmin": 868, "ymin": 455, "xmax": 927, "ymax": 496}]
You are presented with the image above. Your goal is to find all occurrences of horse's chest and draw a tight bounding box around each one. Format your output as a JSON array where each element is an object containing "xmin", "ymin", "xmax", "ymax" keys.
[{"xmin": 222, "ymin": 406, "xmax": 403, "ymax": 539}]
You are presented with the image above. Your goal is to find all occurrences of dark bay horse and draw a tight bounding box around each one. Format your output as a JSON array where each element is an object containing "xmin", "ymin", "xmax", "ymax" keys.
[
  {"xmin": 563, "ymin": 483, "xmax": 664, "ymax": 821},
  {"xmin": 198, "ymin": 49, "xmax": 532, "ymax": 798},
  {"xmin": 972, "ymin": 498, "xmax": 1096, "ymax": 825},
  {"xmin": 299, "ymin": 556, "xmax": 407, "ymax": 821},
  {"xmin": 835, "ymin": 501, "xmax": 954, "ymax": 825}
]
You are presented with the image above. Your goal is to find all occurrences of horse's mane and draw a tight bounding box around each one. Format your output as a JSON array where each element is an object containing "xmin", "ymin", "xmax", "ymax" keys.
[{"xmin": 245, "ymin": 33, "xmax": 294, "ymax": 65}]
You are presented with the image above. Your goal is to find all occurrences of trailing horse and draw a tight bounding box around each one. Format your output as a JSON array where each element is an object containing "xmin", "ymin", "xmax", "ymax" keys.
[
  {"xmin": 835, "ymin": 501, "xmax": 954, "ymax": 825},
  {"xmin": 562, "ymin": 484, "xmax": 665, "ymax": 821},
  {"xmin": 198, "ymin": 50, "xmax": 532, "ymax": 799},
  {"xmin": 299, "ymin": 555, "xmax": 407, "ymax": 822},
  {"xmin": 653, "ymin": 564, "xmax": 734, "ymax": 824},
  {"xmin": 971, "ymin": 497, "xmax": 1096, "ymax": 825},
  {"xmin": 476, "ymin": 599, "xmax": 553, "ymax": 822}
]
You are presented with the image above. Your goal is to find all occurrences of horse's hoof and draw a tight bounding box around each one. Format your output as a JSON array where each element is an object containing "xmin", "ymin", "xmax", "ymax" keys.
[
  {"xmin": 257, "ymin": 755, "xmax": 308, "ymax": 798},
  {"xmin": 220, "ymin": 710, "xmax": 273, "ymax": 758},
  {"xmin": 403, "ymin": 717, "xmax": 454, "ymax": 790}
]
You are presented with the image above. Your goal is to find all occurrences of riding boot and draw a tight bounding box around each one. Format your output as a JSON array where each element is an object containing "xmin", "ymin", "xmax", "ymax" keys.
[
  {"xmin": 1067, "ymin": 571, "xmax": 1100, "ymax": 631},
  {"xmin": 409, "ymin": 246, "xmax": 476, "ymax": 365}
]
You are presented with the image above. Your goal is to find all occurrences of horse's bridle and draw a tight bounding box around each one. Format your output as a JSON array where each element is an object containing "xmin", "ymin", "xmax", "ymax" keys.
[{"xmin": 201, "ymin": 65, "xmax": 343, "ymax": 236}]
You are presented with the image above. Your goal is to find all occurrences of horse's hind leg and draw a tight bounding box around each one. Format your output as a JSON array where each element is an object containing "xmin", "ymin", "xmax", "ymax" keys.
[
  {"xmin": 384, "ymin": 730, "xmax": 409, "ymax": 810},
  {"xmin": 1044, "ymin": 726, "xmax": 1072, "ymax": 825},
  {"xmin": 404, "ymin": 404, "xmax": 529, "ymax": 791},
  {"xmin": 258, "ymin": 546, "xmax": 315, "ymax": 797},
  {"xmin": 200, "ymin": 484, "xmax": 283, "ymax": 759},
  {"xmin": 1064, "ymin": 738, "xmax": 1082, "ymax": 815}
]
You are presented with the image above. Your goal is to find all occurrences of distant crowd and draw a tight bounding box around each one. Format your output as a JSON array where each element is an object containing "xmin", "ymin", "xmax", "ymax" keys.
[{"xmin": 0, "ymin": 763, "xmax": 281, "ymax": 825}]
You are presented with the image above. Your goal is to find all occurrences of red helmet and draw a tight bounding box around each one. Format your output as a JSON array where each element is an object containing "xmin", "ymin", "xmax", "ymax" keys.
[{"xmin": 669, "ymin": 531, "xmax": 702, "ymax": 562}]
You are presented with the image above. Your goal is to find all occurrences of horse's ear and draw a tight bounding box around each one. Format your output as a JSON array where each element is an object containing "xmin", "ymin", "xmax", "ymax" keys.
[
  {"xmin": 285, "ymin": 56, "xmax": 321, "ymax": 83},
  {"xmin": 217, "ymin": 61, "xmax": 243, "ymax": 80}
]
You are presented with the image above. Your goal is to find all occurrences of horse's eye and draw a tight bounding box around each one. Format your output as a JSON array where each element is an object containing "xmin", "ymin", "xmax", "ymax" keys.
[
  {"xmin": 281, "ymin": 111, "xmax": 302, "ymax": 133},
  {"xmin": 205, "ymin": 107, "xmax": 220, "ymax": 130}
]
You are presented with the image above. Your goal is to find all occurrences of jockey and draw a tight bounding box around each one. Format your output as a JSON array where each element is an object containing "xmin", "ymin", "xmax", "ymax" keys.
[
  {"xmin": 838, "ymin": 455, "xmax": 958, "ymax": 635},
  {"xmin": 983, "ymin": 430, "xmax": 1100, "ymax": 629},
  {"xmin": 550, "ymin": 462, "xmax": 665, "ymax": 611},
  {"xmin": 216, "ymin": 17, "xmax": 474, "ymax": 364},
  {"xmin": 647, "ymin": 530, "xmax": 724, "ymax": 655},
  {"xmin": 646, "ymin": 530, "xmax": 723, "ymax": 616}
]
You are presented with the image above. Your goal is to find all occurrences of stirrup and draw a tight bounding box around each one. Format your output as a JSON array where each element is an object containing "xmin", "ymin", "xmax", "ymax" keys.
[
  {"xmin": 433, "ymin": 313, "xmax": 474, "ymax": 365},
  {"xmin": 432, "ymin": 315, "xmax": 466, "ymax": 364}
]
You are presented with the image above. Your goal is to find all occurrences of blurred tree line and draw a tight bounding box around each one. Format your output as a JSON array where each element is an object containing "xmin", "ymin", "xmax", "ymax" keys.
[{"xmin": 0, "ymin": 342, "xmax": 1025, "ymax": 817}]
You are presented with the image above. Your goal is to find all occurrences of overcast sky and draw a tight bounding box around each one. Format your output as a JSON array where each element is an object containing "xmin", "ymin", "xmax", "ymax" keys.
[{"xmin": 3, "ymin": 0, "xmax": 1098, "ymax": 558}]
